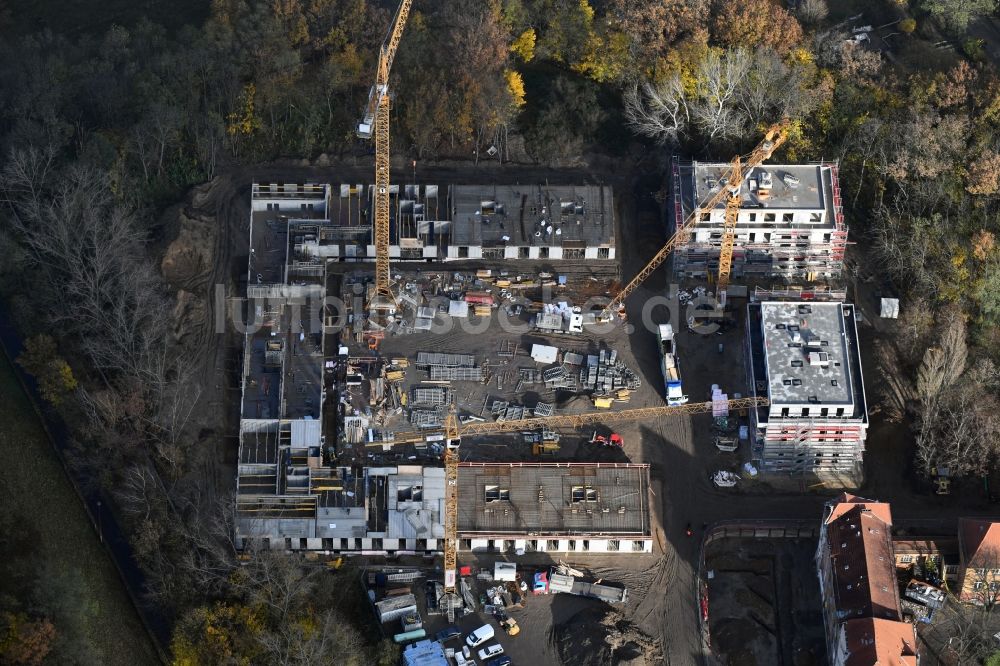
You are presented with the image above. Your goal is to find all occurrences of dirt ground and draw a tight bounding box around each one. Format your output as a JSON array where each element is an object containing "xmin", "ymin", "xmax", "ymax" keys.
[
  {"xmin": 417, "ymin": 552, "xmax": 666, "ymax": 666},
  {"xmin": 705, "ymin": 538, "xmax": 826, "ymax": 666}
]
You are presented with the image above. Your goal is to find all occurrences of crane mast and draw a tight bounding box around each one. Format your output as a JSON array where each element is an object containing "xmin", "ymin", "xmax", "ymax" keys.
[
  {"xmin": 598, "ymin": 122, "xmax": 789, "ymax": 321},
  {"xmin": 715, "ymin": 121, "xmax": 789, "ymax": 307},
  {"xmin": 434, "ymin": 396, "xmax": 768, "ymax": 620},
  {"xmin": 358, "ymin": 0, "xmax": 412, "ymax": 309}
]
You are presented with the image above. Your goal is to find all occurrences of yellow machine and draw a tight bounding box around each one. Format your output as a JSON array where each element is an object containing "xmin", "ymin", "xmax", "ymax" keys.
[{"xmin": 715, "ymin": 121, "xmax": 789, "ymax": 308}]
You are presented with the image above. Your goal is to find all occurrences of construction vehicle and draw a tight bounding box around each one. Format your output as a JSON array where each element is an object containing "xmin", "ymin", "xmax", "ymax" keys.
[
  {"xmin": 432, "ymin": 396, "xmax": 768, "ymax": 621},
  {"xmin": 589, "ymin": 431, "xmax": 623, "ymax": 447},
  {"xmin": 532, "ymin": 441, "xmax": 560, "ymax": 456},
  {"xmin": 499, "ymin": 617, "xmax": 520, "ymax": 636},
  {"xmin": 714, "ymin": 121, "xmax": 789, "ymax": 308},
  {"xmin": 657, "ymin": 324, "xmax": 688, "ymax": 406},
  {"xmin": 596, "ymin": 122, "xmax": 789, "ymax": 323},
  {"xmin": 934, "ymin": 466, "xmax": 951, "ymax": 495},
  {"xmin": 530, "ymin": 430, "xmax": 561, "ymax": 456},
  {"xmin": 366, "ymin": 330, "xmax": 384, "ymax": 351},
  {"xmin": 358, "ymin": 0, "xmax": 412, "ymax": 310}
]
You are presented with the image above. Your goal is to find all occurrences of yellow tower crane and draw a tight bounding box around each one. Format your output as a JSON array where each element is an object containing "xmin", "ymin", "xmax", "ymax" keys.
[
  {"xmin": 598, "ymin": 122, "xmax": 789, "ymax": 322},
  {"xmin": 434, "ymin": 395, "xmax": 769, "ymax": 619},
  {"xmin": 358, "ymin": 0, "xmax": 412, "ymax": 310},
  {"xmin": 715, "ymin": 121, "xmax": 789, "ymax": 308}
]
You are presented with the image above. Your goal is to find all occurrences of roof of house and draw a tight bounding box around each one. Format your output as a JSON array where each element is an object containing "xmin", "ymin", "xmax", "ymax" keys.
[
  {"xmin": 959, "ymin": 517, "xmax": 1000, "ymax": 568},
  {"xmin": 825, "ymin": 495, "xmax": 900, "ymax": 623},
  {"xmin": 692, "ymin": 163, "xmax": 826, "ymax": 211},
  {"xmin": 760, "ymin": 301, "xmax": 855, "ymax": 406},
  {"xmin": 843, "ymin": 617, "xmax": 918, "ymax": 666},
  {"xmin": 827, "ymin": 493, "xmax": 893, "ymax": 526}
]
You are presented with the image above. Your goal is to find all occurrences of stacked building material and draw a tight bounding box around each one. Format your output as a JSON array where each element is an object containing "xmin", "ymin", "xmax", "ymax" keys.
[
  {"xmin": 428, "ymin": 365, "xmax": 483, "ymax": 381},
  {"xmin": 416, "ymin": 352, "xmax": 476, "ymax": 368}
]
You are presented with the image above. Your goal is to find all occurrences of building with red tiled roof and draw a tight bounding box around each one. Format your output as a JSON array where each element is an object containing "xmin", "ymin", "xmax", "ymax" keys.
[
  {"xmin": 816, "ymin": 493, "xmax": 918, "ymax": 666},
  {"xmin": 957, "ymin": 517, "xmax": 1000, "ymax": 605},
  {"xmin": 842, "ymin": 618, "xmax": 918, "ymax": 666}
]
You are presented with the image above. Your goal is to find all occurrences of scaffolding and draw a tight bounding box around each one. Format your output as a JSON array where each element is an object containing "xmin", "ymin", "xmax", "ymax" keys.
[
  {"xmin": 672, "ymin": 159, "xmax": 848, "ymax": 280},
  {"xmin": 411, "ymin": 386, "xmax": 450, "ymax": 406}
]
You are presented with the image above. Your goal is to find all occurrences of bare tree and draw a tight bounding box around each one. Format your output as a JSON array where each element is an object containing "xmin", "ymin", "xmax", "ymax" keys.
[
  {"xmin": 690, "ymin": 48, "xmax": 752, "ymax": 143},
  {"xmin": 909, "ymin": 310, "xmax": 1000, "ymax": 478},
  {"xmin": 1, "ymin": 151, "xmax": 170, "ymax": 381},
  {"xmin": 872, "ymin": 210, "xmax": 940, "ymax": 296},
  {"xmin": 915, "ymin": 392, "xmax": 1000, "ymax": 477},
  {"xmin": 625, "ymin": 47, "xmax": 819, "ymax": 147},
  {"xmin": 895, "ymin": 297, "xmax": 936, "ymax": 366},
  {"xmin": 967, "ymin": 547, "xmax": 1000, "ymax": 609},
  {"xmin": 797, "ymin": 0, "xmax": 828, "ymax": 25},
  {"xmin": 623, "ymin": 76, "xmax": 690, "ymax": 145},
  {"xmin": 921, "ymin": 599, "xmax": 999, "ymax": 664},
  {"xmin": 915, "ymin": 309, "xmax": 968, "ymax": 407},
  {"xmin": 257, "ymin": 609, "xmax": 365, "ymax": 665}
]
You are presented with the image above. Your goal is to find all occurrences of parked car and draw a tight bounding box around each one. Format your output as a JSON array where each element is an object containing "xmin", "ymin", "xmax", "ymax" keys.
[
  {"xmin": 435, "ymin": 625, "xmax": 461, "ymax": 643},
  {"xmin": 486, "ymin": 657, "xmax": 512, "ymax": 666},
  {"xmin": 478, "ymin": 644, "xmax": 505, "ymax": 661},
  {"xmin": 466, "ymin": 624, "xmax": 495, "ymax": 648}
]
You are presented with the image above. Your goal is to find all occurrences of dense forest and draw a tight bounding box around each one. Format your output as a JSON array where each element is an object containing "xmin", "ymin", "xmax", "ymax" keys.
[{"xmin": 1, "ymin": 0, "xmax": 1000, "ymax": 663}]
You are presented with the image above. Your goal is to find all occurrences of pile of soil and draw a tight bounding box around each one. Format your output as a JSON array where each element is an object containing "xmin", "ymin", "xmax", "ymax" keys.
[
  {"xmin": 160, "ymin": 207, "xmax": 216, "ymax": 289},
  {"xmin": 554, "ymin": 606, "xmax": 663, "ymax": 666}
]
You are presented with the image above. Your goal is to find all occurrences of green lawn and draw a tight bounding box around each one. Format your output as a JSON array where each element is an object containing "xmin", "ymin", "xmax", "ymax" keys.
[{"xmin": 0, "ymin": 351, "xmax": 159, "ymax": 665}]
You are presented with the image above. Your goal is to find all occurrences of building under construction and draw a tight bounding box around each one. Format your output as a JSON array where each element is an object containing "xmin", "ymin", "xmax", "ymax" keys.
[
  {"xmin": 251, "ymin": 181, "xmax": 615, "ymax": 263},
  {"xmin": 235, "ymin": 461, "xmax": 652, "ymax": 555},
  {"xmin": 670, "ymin": 159, "xmax": 847, "ymax": 280},
  {"xmin": 746, "ymin": 301, "xmax": 868, "ymax": 475},
  {"xmin": 235, "ymin": 184, "xmax": 650, "ymax": 554},
  {"xmin": 456, "ymin": 463, "xmax": 653, "ymax": 554}
]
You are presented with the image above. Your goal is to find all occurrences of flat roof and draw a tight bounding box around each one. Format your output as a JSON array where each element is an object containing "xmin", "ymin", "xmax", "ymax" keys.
[
  {"xmin": 457, "ymin": 463, "xmax": 650, "ymax": 537},
  {"xmin": 693, "ymin": 163, "xmax": 824, "ymax": 210},
  {"xmin": 450, "ymin": 184, "xmax": 613, "ymax": 247},
  {"xmin": 760, "ymin": 301, "xmax": 854, "ymax": 406}
]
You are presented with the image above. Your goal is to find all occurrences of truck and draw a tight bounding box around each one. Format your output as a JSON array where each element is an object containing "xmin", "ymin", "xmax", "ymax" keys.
[
  {"xmin": 657, "ymin": 324, "xmax": 688, "ymax": 406},
  {"xmin": 547, "ymin": 572, "xmax": 628, "ymax": 604}
]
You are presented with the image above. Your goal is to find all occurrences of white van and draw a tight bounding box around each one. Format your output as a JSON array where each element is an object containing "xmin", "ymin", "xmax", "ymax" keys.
[
  {"xmin": 478, "ymin": 644, "xmax": 504, "ymax": 661},
  {"xmin": 466, "ymin": 624, "xmax": 495, "ymax": 648}
]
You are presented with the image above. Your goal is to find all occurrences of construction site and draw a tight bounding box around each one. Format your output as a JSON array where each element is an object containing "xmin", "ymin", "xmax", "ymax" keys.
[{"xmin": 227, "ymin": 1, "xmax": 870, "ymax": 663}]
